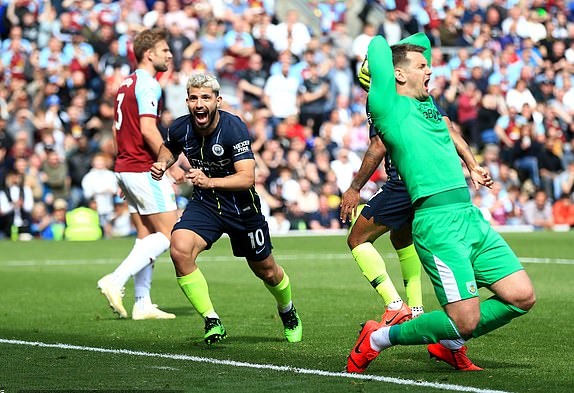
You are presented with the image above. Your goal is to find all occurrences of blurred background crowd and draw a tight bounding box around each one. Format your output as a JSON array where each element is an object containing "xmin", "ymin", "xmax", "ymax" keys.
[{"xmin": 1, "ymin": 0, "xmax": 574, "ymax": 241}]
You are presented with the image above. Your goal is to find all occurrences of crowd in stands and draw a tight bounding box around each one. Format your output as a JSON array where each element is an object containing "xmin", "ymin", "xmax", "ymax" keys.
[{"xmin": 1, "ymin": 0, "xmax": 574, "ymax": 241}]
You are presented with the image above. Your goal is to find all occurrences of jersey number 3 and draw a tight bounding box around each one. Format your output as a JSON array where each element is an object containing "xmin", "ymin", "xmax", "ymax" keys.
[{"xmin": 114, "ymin": 92, "xmax": 125, "ymax": 131}]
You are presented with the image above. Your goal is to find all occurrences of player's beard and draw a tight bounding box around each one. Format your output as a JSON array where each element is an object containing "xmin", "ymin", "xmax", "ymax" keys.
[
  {"xmin": 154, "ymin": 62, "xmax": 169, "ymax": 72},
  {"xmin": 190, "ymin": 106, "xmax": 218, "ymax": 132}
]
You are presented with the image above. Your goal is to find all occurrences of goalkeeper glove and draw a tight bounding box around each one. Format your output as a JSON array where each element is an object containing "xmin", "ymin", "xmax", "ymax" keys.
[{"xmin": 357, "ymin": 57, "xmax": 371, "ymax": 92}]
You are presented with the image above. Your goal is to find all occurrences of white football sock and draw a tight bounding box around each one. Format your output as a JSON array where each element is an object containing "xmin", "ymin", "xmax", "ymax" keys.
[
  {"xmin": 112, "ymin": 232, "xmax": 170, "ymax": 286},
  {"xmin": 440, "ymin": 338, "xmax": 467, "ymax": 350},
  {"xmin": 134, "ymin": 263, "xmax": 154, "ymax": 310},
  {"xmin": 387, "ymin": 299, "xmax": 404, "ymax": 310},
  {"xmin": 370, "ymin": 326, "xmax": 392, "ymax": 351}
]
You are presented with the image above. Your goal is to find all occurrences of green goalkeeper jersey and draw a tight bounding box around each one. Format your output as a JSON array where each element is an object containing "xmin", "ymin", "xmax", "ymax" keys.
[{"xmin": 366, "ymin": 34, "xmax": 468, "ymax": 204}]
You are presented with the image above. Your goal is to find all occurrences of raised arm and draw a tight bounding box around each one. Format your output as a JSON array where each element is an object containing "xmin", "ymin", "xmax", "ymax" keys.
[{"xmin": 366, "ymin": 36, "xmax": 397, "ymax": 124}]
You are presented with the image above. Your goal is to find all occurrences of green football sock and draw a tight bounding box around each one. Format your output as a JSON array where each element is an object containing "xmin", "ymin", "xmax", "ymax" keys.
[
  {"xmin": 396, "ymin": 244, "xmax": 423, "ymax": 308},
  {"xmin": 177, "ymin": 269, "xmax": 215, "ymax": 318},
  {"xmin": 472, "ymin": 296, "xmax": 528, "ymax": 338},
  {"xmin": 265, "ymin": 272, "xmax": 292, "ymax": 310},
  {"xmin": 352, "ymin": 243, "xmax": 401, "ymax": 306},
  {"xmin": 389, "ymin": 310, "xmax": 461, "ymax": 345}
]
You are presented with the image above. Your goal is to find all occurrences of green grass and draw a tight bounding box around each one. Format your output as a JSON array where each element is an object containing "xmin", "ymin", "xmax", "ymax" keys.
[{"xmin": 1, "ymin": 232, "xmax": 573, "ymax": 392}]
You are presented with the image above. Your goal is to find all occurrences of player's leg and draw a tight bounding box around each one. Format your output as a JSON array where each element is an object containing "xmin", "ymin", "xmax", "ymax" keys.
[
  {"xmin": 470, "ymin": 222, "xmax": 535, "ymax": 339},
  {"xmin": 97, "ymin": 212, "xmax": 151, "ymax": 318},
  {"xmin": 236, "ymin": 217, "xmax": 302, "ymax": 342},
  {"xmin": 172, "ymin": 201, "xmax": 226, "ymax": 344},
  {"xmin": 389, "ymin": 222, "xmax": 424, "ymax": 318},
  {"xmin": 97, "ymin": 173, "xmax": 175, "ymax": 318},
  {"xmin": 131, "ymin": 210, "xmax": 179, "ymax": 320},
  {"xmin": 350, "ymin": 186, "xmax": 416, "ymax": 325},
  {"xmin": 348, "ymin": 201, "xmax": 406, "ymax": 321},
  {"xmin": 348, "ymin": 204, "xmax": 480, "ymax": 373}
]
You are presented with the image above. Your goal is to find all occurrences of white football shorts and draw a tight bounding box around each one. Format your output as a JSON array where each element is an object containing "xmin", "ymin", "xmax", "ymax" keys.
[{"xmin": 115, "ymin": 172, "xmax": 177, "ymax": 215}]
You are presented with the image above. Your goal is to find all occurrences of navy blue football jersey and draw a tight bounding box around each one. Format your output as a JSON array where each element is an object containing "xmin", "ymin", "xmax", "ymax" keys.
[{"xmin": 165, "ymin": 111, "xmax": 262, "ymax": 218}]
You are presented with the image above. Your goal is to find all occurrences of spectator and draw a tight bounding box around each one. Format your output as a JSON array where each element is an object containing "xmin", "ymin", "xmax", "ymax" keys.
[
  {"xmin": 494, "ymin": 106, "xmax": 527, "ymax": 164},
  {"xmin": 456, "ymin": 80, "xmax": 482, "ymax": 149},
  {"xmin": 476, "ymin": 87, "xmax": 505, "ymax": 146},
  {"xmin": 555, "ymin": 161, "xmax": 574, "ymax": 198},
  {"xmin": 251, "ymin": 12, "xmax": 279, "ymax": 74},
  {"xmin": 505, "ymin": 184, "xmax": 527, "ymax": 226},
  {"xmin": 236, "ymin": 53, "xmax": 270, "ymax": 115},
  {"xmin": 263, "ymin": 59, "xmax": 300, "ymax": 133},
  {"xmin": 552, "ymin": 193, "xmax": 574, "ymax": 228},
  {"xmin": 297, "ymin": 177, "xmax": 320, "ymax": 216},
  {"xmin": 109, "ymin": 197, "xmax": 136, "ymax": 238},
  {"xmin": 298, "ymin": 62, "xmax": 330, "ymax": 137},
  {"xmin": 330, "ymin": 147, "xmax": 360, "ymax": 195},
  {"xmin": 196, "ymin": 19, "xmax": 227, "ymax": 74},
  {"xmin": 64, "ymin": 202, "xmax": 103, "ymax": 241},
  {"xmin": 29, "ymin": 201, "xmax": 56, "ymax": 239},
  {"xmin": 506, "ymin": 79, "xmax": 537, "ymax": 112},
  {"xmin": 81, "ymin": 152, "xmax": 117, "ymax": 236},
  {"xmin": 351, "ymin": 23, "xmax": 376, "ymax": 76},
  {"xmin": 40, "ymin": 148, "xmax": 70, "ymax": 205},
  {"xmin": 66, "ymin": 133, "xmax": 97, "ymax": 209},
  {"xmin": 272, "ymin": 9, "xmax": 310, "ymax": 58},
  {"xmin": 0, "ymin": 168, "xmax": 34, "ymax": 240},
  {"xmin": 12, "ymin": 157, "xmax": 43, "ymax": 202},
  {"xmin": 223, "ymin": 16, "xmax": 256, "ymax": 77},
  {"xmin": 523, "ymin": 189, "xmax": 554, "ymax": 230},
  {"xmin": 308, "ymin": 193, "xmax": 340, "ymax": 230},
  {"xmin": 268, "ymin": 206, "xmax": 291, "ymax": 234},
  {"xmin": 166, "ymin": 22, "xmax": 192, "ymax": 72},
  {"xmin": 538, "ymin": 134, "xmax": 565, "ymax": 201},
  {"xmin": 511, "ymin": 121, "xmax": 543, "ymax": 188}
]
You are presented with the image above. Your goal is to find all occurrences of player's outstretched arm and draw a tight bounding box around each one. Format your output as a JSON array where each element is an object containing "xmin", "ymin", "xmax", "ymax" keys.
[{"xmin": 340, "ymin": 135, "xmax": 386, "ymax": 223}]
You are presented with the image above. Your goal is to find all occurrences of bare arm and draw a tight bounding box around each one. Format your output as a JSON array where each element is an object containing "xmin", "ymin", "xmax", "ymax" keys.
[
  {"xmin": 445, "ymin": 117, "xmax": 493, "ymax": 190},
  {"xmin": 150, "ymin": 144, "xmax": 177, "ymax": 181},
  {"xmin": 186, "ymin": 158, "xmax": 256, "ymax": 191},
  {"xmin": 140, "ymin": 116, "xmax": 165, "ymax": 157},
  {"xmin": 340, "ymin": 135, "xmax": 386, "ymax": 222}
]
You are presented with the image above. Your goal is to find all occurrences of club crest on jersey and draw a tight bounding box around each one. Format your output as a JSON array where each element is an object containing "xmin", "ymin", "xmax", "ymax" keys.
[
  {"xmin": 212, "ymin": 144, "xmax": 224, "ymax": 156},
  {"xmin": 466, "ymin": 281, "xmax": 478, "ymax": 295}
]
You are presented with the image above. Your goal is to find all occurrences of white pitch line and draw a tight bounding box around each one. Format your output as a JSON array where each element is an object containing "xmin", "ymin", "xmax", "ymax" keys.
[
  {"xmin": 2, "ymin": 254, "xmax": 574, "ymax": 267},
  {"xmin": 0, "ymin": 338, "xmax": 510, "ymax": 393}
]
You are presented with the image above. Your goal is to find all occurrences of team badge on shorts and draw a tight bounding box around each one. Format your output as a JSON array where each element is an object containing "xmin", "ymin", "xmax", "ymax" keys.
[
  {"xmin": 466, "ymin": 281, "xmax": 478, "ymax": 295},
  {"xmin": 212, "ymin": 144, "xmax": 224, "ymax": 156}
]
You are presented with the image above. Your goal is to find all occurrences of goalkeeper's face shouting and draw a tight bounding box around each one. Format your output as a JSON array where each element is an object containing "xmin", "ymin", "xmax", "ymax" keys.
[{"xmin": 401, "ymin": 51, "xmax": 432, "ymax": 101}]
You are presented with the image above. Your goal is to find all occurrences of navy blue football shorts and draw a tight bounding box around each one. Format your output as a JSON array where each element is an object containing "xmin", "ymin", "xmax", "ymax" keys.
[
  {"xmin": 360, "ymin": 181, "xmax": 414, "ymax": 231},
  {"xmin": 173, "ymin": 199, "xmax": 273, "ymax": 262}
]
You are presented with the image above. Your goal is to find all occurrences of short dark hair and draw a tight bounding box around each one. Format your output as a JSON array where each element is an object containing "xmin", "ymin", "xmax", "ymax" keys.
[
  {"xmin": 133, "ymin": 28, "xmax": 168, "ymax": 63},
  {"xmin": 391, "ymin": 44, "xmax": 426, "ymax": 68}
]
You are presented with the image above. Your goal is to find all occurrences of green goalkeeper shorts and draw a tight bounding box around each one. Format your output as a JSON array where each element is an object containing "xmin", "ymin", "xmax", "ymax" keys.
[{"xmin": 412, "ymin": 202, "xmax": 524, "ymax": 306}]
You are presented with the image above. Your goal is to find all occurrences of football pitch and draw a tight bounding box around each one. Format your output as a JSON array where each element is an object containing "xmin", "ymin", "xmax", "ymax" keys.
[{"xmin": 1, "ymin": 232, "xmax": 573, "ymax": 393}]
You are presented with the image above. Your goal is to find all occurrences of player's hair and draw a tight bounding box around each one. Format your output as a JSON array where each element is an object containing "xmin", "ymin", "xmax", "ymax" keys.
[
  {"xmin": 133, "ymin": 28, "xmax": 168, "ymax": 63},
  {"xmin": 391, "ymin": 44, "xmax": 425, "ymax": 68},
  {"xmin": 186, "ymin": 73, "xmax": 221, "ymax": 96}
]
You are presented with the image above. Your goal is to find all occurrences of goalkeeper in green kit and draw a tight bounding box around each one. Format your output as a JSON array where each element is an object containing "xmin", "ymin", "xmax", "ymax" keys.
[{"xmin": 346, "ymin": 33, "xmax": 536, "ymax": 373}]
